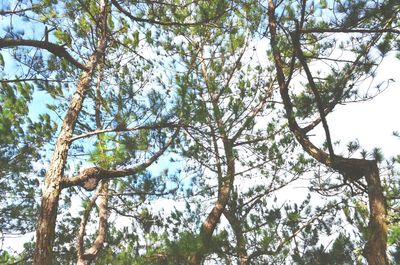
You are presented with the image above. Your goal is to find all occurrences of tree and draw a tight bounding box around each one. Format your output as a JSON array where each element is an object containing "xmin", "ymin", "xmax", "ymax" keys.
[
  {"xmin": 1, "ymin": 0, "xmax": 181, "ymax": 263},
  {"xmin": 150, "ymin": 2, "xmax": 341, "ymax": 263},
  {"xmin": 1, "ymin": 0, "xmax": 399, "ymax": 264},
  {"xmin": 266, "ymin": 0, "xmax": 399, "ymax": 264}
]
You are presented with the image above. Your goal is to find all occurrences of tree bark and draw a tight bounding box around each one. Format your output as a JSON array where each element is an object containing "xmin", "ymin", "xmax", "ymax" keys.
[
  {"xmin": 363, "ymin": 163, "xmax": 388, "ymax": 265},
  {"xmin": 189, "ymin": 148, "xmax": 235, "ymax": 265},
  {"xmin": 77, "ymin": 181, "xmax": 109, "ymax": 265},
  {"xmin": 33, "ymin": 64, "xmax": 101, "ymax": 265},
  {"xmin": 33, "ymin": 2, "xmax": 108, "ymax": 263}
]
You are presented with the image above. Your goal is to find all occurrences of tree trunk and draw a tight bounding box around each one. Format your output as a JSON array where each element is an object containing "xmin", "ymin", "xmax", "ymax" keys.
[
  {"xmin": 33, "ymin": 2, "xmax": 108, "ymax": 263},
  {"xmin": 33, "ymin": 71, "xmax": 95, "ymax": 265},
  {"xmin": 363, "ymin": 163, "xmax": 388, "ymax": 265},
  {"xmin": 189, "ymin": 144, "xmax": 235, "ymax": 265},
  {"xmin": 33, "ymin": 185, "xmax": 61, "ymax": 265},
  {"xmin": 267, "ymin": 1, "xmax": 389, "ymax": 263},
  {"xmin": 189, "ymin": 181, "xmax": 232, "ymax": 265},
  {"xmin": 33, "ymin": 40, "xmax": 107, "ymax": 265}
]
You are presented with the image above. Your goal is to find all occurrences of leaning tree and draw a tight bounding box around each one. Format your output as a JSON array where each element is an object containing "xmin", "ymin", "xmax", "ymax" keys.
[{"xmin": 265, "ymin": 0, "xmax": 400, "ymax": 264}]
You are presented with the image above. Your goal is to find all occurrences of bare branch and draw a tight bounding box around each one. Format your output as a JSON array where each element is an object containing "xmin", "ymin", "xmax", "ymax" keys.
[
  {"xmin": 0, "ymin": 78, "xmax": 72, "ymax": 83},
  {"xmin": 0, "ymin": 4, "xmax": 44, "ymax": 15},
  {"xmin": 300, "ymin": 27, "xmax": 400, "ymax": 34},
  {"xmin": 70, "ymin": 121, "xmax": 182, "ymax": 142},
  {"xmin": 0, "ymin": 39, "xmax": 88, "ymax": 71}
]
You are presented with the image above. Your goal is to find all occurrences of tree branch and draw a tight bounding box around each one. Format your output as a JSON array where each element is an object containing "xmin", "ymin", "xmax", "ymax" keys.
[
  {"xmin": 0, "ymin": 78, "xmax": 73, "ymax": 84},
  {"xmin": 291, "ymin": 24, "xmax": 335, "ymax": 158},
  {"xmin": 77, "ymin": 181, "xmax": 109, "ymax": 265},
  {"xmin": 0, "ymin": 4, "xmax": 45, "ymax": 15},
  {"xmin": 0, "ymin": 39, "xmax": 88, "ymax": 71},
  {"xmin": 61, "ymin": 128, "xmax": 180, "ymax": 190},
  {"xmin": 70, "ymin": 121, "xmax": 182, "ymax": 142},
  {"xmin": 300, "ymin": 27, "xmax": 400, "ymax": 34}
]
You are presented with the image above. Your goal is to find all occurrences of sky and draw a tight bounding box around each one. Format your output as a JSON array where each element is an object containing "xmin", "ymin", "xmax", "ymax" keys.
[
  {"xmin": 1, "ymin": 0, "xmax": 400, "ymax": 260},
  {"xmin": 324, "ymin": 53, "xmax": 400, "ymax": 158}
]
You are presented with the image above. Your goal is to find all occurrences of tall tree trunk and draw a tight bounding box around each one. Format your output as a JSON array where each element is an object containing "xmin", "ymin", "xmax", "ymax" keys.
[
  {"xmin": 188, "ymin": 126, "xmax": 235, "ymax": 264},
  {"xmin": 33, "ymin": 2, "xmax": 108, "ymax": 263},
  {"xmin": 188, "ymin": 52, "xmax": 236, "ymax": 265},
  {"xmin": 364, "ymin": 163, "xmax": 388, "ymax": 265},
  {"xmin": 33, "ymin": 68, "xmax": 98, "ymax": 265},
  {"xmin": 189, "ymin": 152, "xmax": 235, "ymax": 265}
]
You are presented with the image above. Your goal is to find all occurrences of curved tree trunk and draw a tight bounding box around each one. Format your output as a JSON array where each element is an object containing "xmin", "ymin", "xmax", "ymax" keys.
[
  {"xmin": 189, "ymin": 146, "xmax": 235, "ymax": 265},
  {"xmin": 189, "ymin": 53, "xmax": 236, "ymax": 265},
  {"xmin": 267, "ymin": 1, "xmax": 388, "ymax": 264},
  {"xmin": 77, "ymin": 181, "xmax": 109, "ymax": 265}
]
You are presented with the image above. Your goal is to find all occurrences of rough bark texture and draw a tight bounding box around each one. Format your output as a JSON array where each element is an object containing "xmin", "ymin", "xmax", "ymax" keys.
[
  {"xmin": 33, "ymin": 63, "xmax": 100, "ymax": 265},
  {"xmin": 33, "ymin": 2, "xmax": 108, "ymax": 263},
  {"xmin": 267, "ymin": 1, "xmax": 388, "ymax": 264},
  {"xmin": 77, "ymin": 181, "xmax": 109, "ymax": 265},
  {"xmin": 364, "ymin": 164, "xmax": 388, "ymax": 265}
]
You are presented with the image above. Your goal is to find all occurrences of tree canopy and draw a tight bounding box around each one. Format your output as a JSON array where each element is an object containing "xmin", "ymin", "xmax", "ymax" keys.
[{"xmin": 0, "ymin": 0, "xmax": 399, "ymax": 264}]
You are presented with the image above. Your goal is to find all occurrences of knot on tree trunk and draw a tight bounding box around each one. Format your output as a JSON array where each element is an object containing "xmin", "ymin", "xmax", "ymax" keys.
[
  {"xmin": 79, "ymin": 167, "xmax": 101, "ymax": 191},
  {"xmin": 332, "ymin": 157, "xmax": 375, "ymax": 182}
]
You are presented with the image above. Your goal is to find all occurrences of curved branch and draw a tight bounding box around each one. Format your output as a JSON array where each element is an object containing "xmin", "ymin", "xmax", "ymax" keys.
[
  {"xmin": 77, "ymin": 181, "xmax": 109, "ymax": 265},
  {"xmin": 0, "ymin": 39, "xmax": 88, "ymax": 71},
  {"xmin": 61, "ymin": 128, "xmax": 180, "ymax": 190},
  {"xmin": 76, "ymin": 186, "xmax": 100, "ymax": 261},
  {"xmin": 301, "ymin": 33, "xmax": 383, "ymax": 134},
  {"xmin": 267, "ymin": 0, "xmax": 330, "ymax": 167},
  {"xmin": 268, "ymin": 1, "xmax": 389, "ymax": 264}
]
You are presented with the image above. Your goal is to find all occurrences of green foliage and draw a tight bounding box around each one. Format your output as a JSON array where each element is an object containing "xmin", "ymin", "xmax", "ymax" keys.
[
  {"xmin": 293, "ymin": 234, "xmax": 355, "ymax": 265},
  {"xmin": 1, "ymin": 0, "xmax": 399, "ymax": 264},
  {"xmin": 0, "ymin": 80, "xmax": 56, "ymax": 236}
]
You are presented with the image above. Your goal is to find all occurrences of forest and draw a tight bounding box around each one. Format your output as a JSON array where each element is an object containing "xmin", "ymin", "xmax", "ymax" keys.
[{"xmin": 0, "ymin": 0, "xmax": 399, "ymax": 264}]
